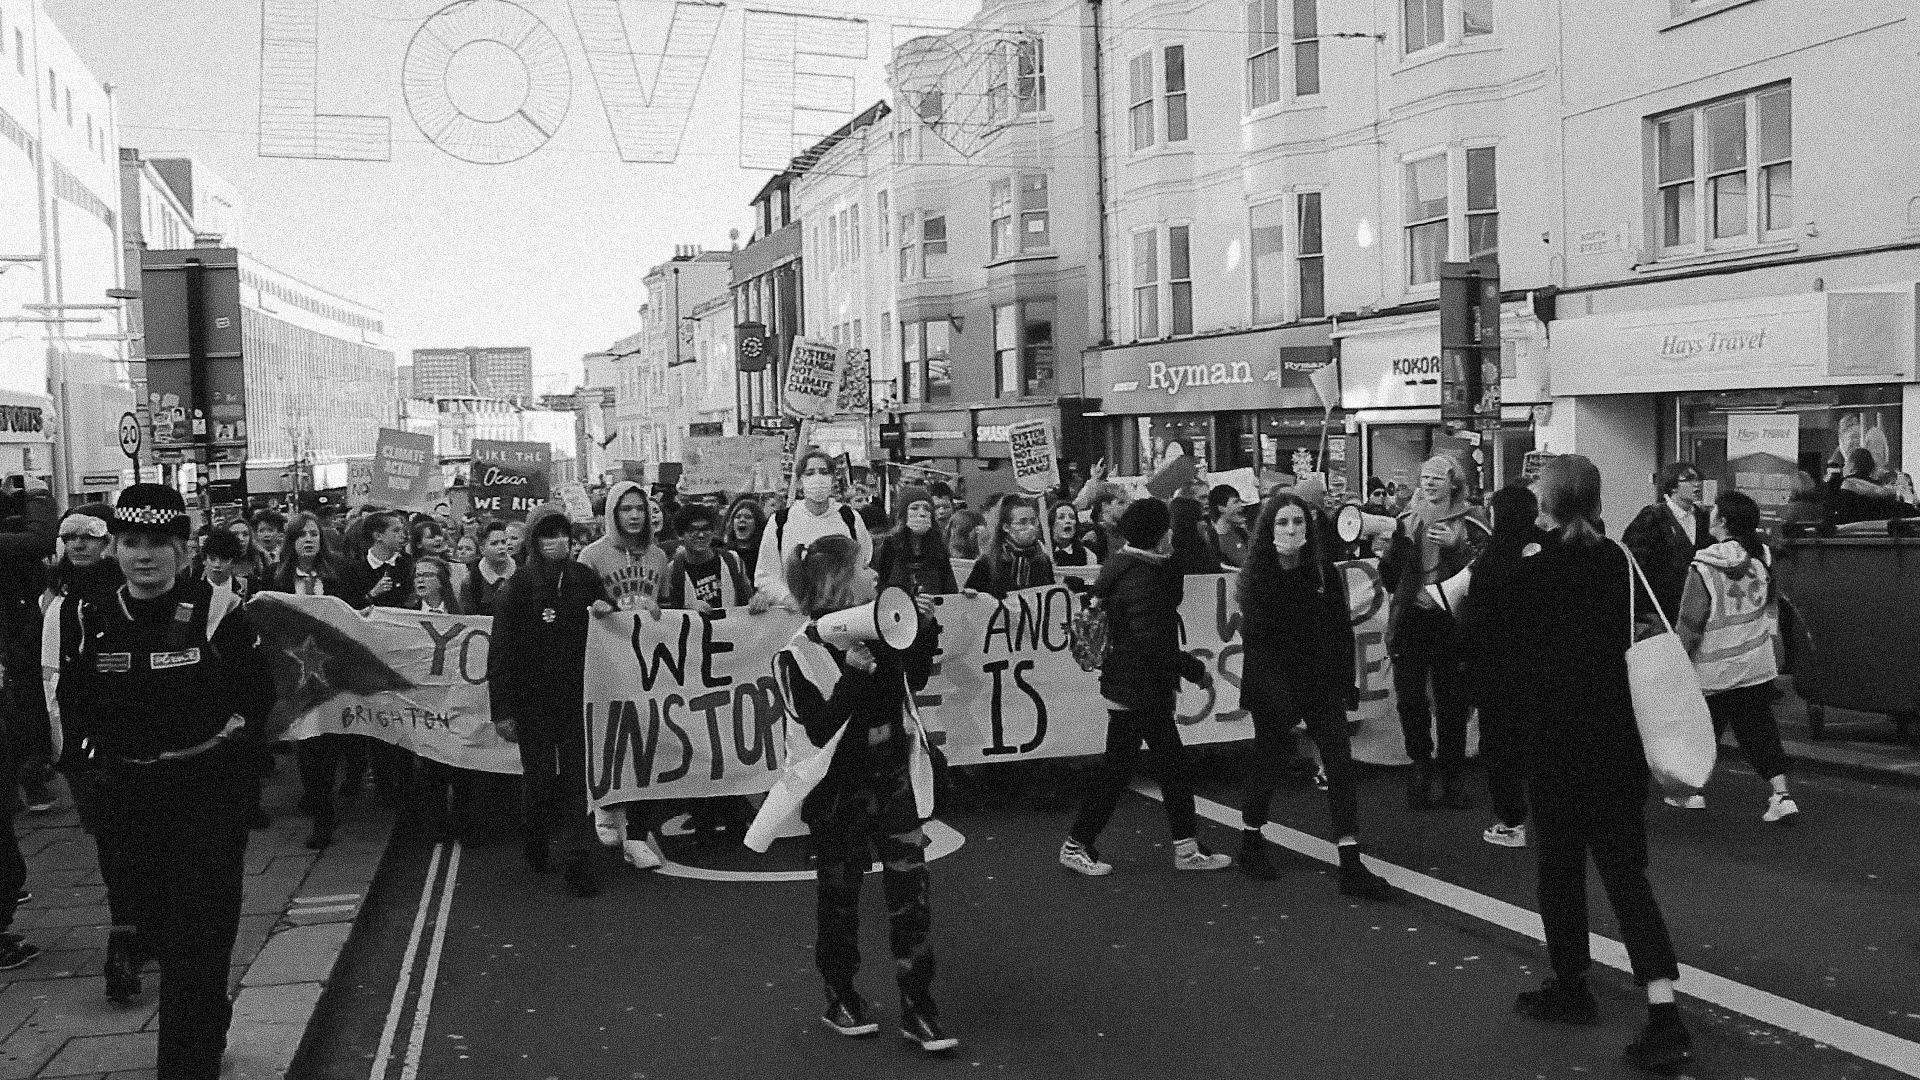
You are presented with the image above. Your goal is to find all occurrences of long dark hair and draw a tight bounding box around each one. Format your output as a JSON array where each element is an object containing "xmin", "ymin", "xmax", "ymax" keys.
[
  {"xmin": 1238, "ymin": 494, "xmax": 1335, "ymax": 608},
  {"xmin": 723, "ymin": 494, "xmax": 765, "ymax": 552},
  {"xmin": 275, "ymin": 511, "xmax": 342, "ymax": 591},
  {"xmin": 1537, "ymin": 455, "xmax": 1606, "ymax": 547},
  {"xmin": 785, "ymin": 534, "xmax": 862, "ymax": 617},
  {"xmin": 1714, "ymin": 490, "xmax": 1768, "ymax": 562}
]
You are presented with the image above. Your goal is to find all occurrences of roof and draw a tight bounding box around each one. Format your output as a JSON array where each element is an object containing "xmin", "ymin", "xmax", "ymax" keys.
[{"xmin": 747, "ymin": 99, "xmax": 891, "ymax": 205}]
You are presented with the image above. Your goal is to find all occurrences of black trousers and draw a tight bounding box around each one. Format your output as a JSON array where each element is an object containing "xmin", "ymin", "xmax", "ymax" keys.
[
  {"xmin": 517, "ymin": 717, "xmax": 597, "ymax": 859},
  {"xmin": 96, "ymin": 749, "xmax": 256, "ymax": 1080},
  {"xmin": 66, "ymin": 768, "xmax": 138, "ymax": 930},
  {"xmin": 808, "ymin": 771, "xmax": 934, "ymax": 1003},
  {"xmin": 1706, "ymin": 683, "xmax": 1789, "ymax": 782},
  {"xmin": 0, "ymin": 808, "xmax": 22, "ymax": 934},
  {"xmin": 1477, "ymin": 700, "xmax": 1530, "ymax": 829},
  {"xmin": 1242, "ymin": 699, "xmax": 1358, "ymax": 838},
  {"xmin": 1392, "ymin": 607, "xmax": 1471, "ymax": 767},
  {"xmin": 1530, "ymin": 775, "xmax": 1680, "ymax": 987},
  {"xmin": 1071, "ymin": 707, "xmax": 1198, "ymax": 846},
  {"xmin": 296, "ymin": 734, "xmax": 356, "ymax": 828}
]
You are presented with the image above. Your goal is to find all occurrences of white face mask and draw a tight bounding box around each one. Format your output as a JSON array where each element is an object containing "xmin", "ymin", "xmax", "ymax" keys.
[{"xmin": 801, "ymin": 474, "xmax": 833, "ymax": 502}]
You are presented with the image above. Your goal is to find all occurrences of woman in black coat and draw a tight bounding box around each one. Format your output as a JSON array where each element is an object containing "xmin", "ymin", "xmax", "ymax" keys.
[
  {"xmin": 1459, "ymin": 483, "xmax": 1546, "ymax": 848},
  {"xmin": 871, "ymin": 487, "xmax": 959, "ymax": 598},
  {"xmin": 1466, "ymin": 455, "xmax": 1691, "ymax": 1073},
  {"xmin": 1058, "ymin": 499, "xmax": 1227, "ymax": 876},
  {"xmin": 1234, "ymin": 495, "xmax": 1392, "ymax": 899}
]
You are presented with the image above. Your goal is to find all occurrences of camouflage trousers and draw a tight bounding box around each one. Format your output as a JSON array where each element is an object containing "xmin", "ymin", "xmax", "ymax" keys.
[{"xmin": 808, "ymin": 772, "xmax": 934, "ymax": 1001}]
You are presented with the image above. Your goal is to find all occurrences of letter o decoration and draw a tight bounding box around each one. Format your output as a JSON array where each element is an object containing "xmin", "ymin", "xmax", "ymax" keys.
[{"xmin": 403, "ymin": 0, "xmax": 571, "ymax": 165}]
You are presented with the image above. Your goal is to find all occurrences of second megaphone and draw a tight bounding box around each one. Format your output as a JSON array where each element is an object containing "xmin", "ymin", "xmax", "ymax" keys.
[
  {"xmin": 1336, "ymin": 503, "xmax": 1399, "ymax": 545},
  {"xmin": 816, "ymin": 587, "xmax": 919, "ymax": 650}
]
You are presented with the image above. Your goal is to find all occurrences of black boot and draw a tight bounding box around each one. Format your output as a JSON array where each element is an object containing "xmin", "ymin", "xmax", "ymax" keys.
[
  {"xmin": 104, "ymin": 929, "xmax": 142, "ymax": 1004},
  {"xmin": 563, "ymin": 854, "xmax": 600, "ymax": 898},
  {"xmin": 900, "ymin": 994, "xmax": 958, "ymax": 1053},
  {"xmin": 1404, "ymin": 762, "xmax": 1434, "ymax": 809},
  {"xmin": 306, "ymin": 815, "xmax": 336, "ymax": 851},
  {"xmin": 1237, "ymin": 829, "xmax": 1279, "ymax": 881},
  {"xmin": 821, "ymin": 984, "xmax": 878, "ymax": 1037},
  {"xmin": 1624, "ymin": 1005, "xmax": 1692, "ymax": 1072},
  {"xmin": 1515, "ymin": 976, "xmax": 1599, "ymax": 1025},
  {"xmin": 1336, "ymin": 843, "xmax": 1394, "ymax": 901},
  {"xmin": 1439, "ymin": 766, "xmax": 1476, "ymax": 810}
]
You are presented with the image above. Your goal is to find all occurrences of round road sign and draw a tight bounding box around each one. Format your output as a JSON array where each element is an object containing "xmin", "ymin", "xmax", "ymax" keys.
[{"xmin": 118, "ymin": 412, "xmax": 142, "ymax": 460}]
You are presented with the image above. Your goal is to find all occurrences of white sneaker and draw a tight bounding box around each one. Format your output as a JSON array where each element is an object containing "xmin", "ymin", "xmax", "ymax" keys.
[
  {"xmin": 1663, "ymin": 793, "xmax": 1706, "ymax": 810},
  {"xmin": 1058, "ymin": 839, "xmax": 1113, "ymax": 877},
  {"xmin": 1172, "ymin": 840, "xmax": 1232, "ymax": 871},
  {"xmin": 1763, "ymin": 792, "xmax": 1799, "ymax": 823},
  {"xmin": 593, "ymin": 806, "xmax": 627, "ymax": 847},
  {"xmin": 1482, "ymin": 822, "xmax": 1527, "ymax": 848},
  {"xmin": 622, "ymin": 838, "xmax": 662, "ymax": 869}
]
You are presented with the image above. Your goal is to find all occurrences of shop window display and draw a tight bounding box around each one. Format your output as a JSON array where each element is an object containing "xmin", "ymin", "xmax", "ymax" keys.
[{"xmin": 1675, "ymin": 386, "xmax": 1904, "ymax": 527}]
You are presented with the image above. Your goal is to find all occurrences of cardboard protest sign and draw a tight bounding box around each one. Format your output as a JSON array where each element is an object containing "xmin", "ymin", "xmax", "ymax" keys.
[
  {"xmin": 558, "ymin": 482, "xmax": 594, "ymax": 523},
  {"xmin": 681, "ymin": 435, "xmax": 785, "ymax": 494},
  {"xmin": 469, "ymin": 439, "xmax": 551, "ymax": 521},
  {"xmin": 782, "ymin": 338, "xmax": 844, "ymax": 419},
  {"xmin": 1145, "ymin": 454, "xmax": 1200, "ymax": 500},
  {"xmin": 370, "ymin": 429, "xmax": 438, "ymax": 511},
  {"xmin": 1007, "ymin": 418, "xmax": 1058, "ymax": 494},
  {"xmin": 346, "ymin": 460, "xmax": 374, "ymax": 509}
]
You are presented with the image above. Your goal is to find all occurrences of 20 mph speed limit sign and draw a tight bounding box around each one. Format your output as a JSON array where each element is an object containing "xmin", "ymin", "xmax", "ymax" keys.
[{"xmin": 118, "ymin": 412, "xmax": 142, "ymax": 461}]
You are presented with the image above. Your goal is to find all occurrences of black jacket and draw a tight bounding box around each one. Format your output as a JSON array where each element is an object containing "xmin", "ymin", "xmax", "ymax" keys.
[
  {"xmin": 485, "ymin": 555, "xmax": 610, "ymax": 729},
  {"xmin": 780, "ymin": 620, "xmax": 940, "ymax": 823},
  {"xmin": 1457, "ymin": 523, "xmax": 1548, "ymax": 705},
  {"xmin": 963, "ymin": 541, "xmax": 1054, "ymax": 598},
  {"xmin": 337, "ymin": 551, "xmax": 416, "ymax": 611},
  {"xmin": 872, "ymin": 529, "xmax": 958, "ymax": 597},
  {"xmin": 1092, "ymin": 549, "xmax": 1204, "ymax": 714},
  {"xmin": 1238, "ymin": 560, "xmax": 1354, "ymax": 719},
  {"xmin": 1621, "ymin": 501, "xmax": 1707, "ymax": 622}
]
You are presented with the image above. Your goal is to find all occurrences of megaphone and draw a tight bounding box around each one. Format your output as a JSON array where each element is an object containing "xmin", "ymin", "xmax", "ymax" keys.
[
  {"xmin": 1335, "ymin": 503, "xmax": 1399, "ymax": 545},
  {"xmin": 816, "ymin": 586, "xmax": 919, "ymax": 650}
]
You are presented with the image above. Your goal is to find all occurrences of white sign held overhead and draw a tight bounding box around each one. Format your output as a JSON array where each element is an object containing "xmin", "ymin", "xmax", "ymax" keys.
[
  {"xmin": 781, "ymin": 337, "xmax": 844, "ymax": 420},
  {"xmin": 1006, "ymin": 418, "xmax": 1057, "ymax": 494}
]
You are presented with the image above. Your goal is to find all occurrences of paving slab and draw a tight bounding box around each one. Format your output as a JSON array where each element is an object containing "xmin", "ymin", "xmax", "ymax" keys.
[
  {"xmin": 37, "ymin": 1033, "xmax": 153, "ymax": 1078},
  {"xmin": 239, "ymin": 924, "xmax": 352, "ymax": 988}
]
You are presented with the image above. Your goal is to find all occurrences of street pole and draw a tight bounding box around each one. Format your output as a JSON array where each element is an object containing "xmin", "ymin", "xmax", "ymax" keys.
[{"xmin": 185, "ymin": 257, "xmax": 212, "ymax": 519}]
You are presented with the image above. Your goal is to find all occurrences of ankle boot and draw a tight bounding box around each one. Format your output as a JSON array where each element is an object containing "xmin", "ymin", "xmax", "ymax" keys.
[
  {"xmin": 899, "ymin": 994, "xmax": 958, "ymax": 1053},
  {"xmin": 1237, "ymin": 829, "xmax": 1279, "ymax": 881},
  {"xmin": 104, "ymin": 930, "xmax": 142, "ymax": 1004},
  {"xmin": 1336, "ymin": 843, "xmax": 1394, "ymax": 901}
]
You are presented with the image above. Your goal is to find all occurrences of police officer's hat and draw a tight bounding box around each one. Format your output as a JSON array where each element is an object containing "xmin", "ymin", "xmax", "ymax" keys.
[{"xmin": 110, "ymin": 484, "xmax": 192, "ymax": 540}]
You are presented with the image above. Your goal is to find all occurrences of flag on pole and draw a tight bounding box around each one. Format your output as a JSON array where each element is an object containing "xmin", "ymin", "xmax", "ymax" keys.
[{"xmin": 1308, "ymin": 360, "xmax": 1341, "ymax": 414}]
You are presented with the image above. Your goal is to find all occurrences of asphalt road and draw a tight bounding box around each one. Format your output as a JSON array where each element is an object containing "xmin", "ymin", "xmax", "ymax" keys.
[{"xmin": 295, "ymin": 755, "xmax": 1920, "ymax": 1080}]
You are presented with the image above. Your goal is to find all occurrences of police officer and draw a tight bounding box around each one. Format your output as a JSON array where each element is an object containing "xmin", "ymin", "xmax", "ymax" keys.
[{"xmin": 55, "ymin": 485, "xmax": 275, "ymax": 1080}]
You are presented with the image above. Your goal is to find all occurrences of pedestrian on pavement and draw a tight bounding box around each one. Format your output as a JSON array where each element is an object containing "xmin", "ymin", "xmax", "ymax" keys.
[
  {"xmin": 488, "ymin": 506, "xmax": 616, "ymax": 896},
  {"xmin": 1059, "ymin": 497, "xmax": 1228, "ymax": 876},
  {"xmin": 459, "ymin": 519, "xmax": 517, "ymax": 616},
  {"xmin": 1460, "ymin": 483, "xmax": 1546, "ymax": 849},
  {"xmin": 54, "ymin": 484, "xmax": 277, "ymax": 1080},
  {"xmin": 265, "ymin": 513, "xmax": 357, "ymax": 850},
  {"xmin": 752, "ymin": 452, "xmax": 875, "ymax": 612},
  {"xmin": 1232, "ymin": 494, "xmax": 1395, "ymax": 898},
  {"xmin": 0, "ymin": 485, "xmax": 58, "ymax": 816},
  {"xmin": 963, "ymin": 494, "xmax": 1054, "ymax": 596},
  {"xmin": 873, "ymin": 487, "xmax": 960, "ymax": 598},
  {"xmin": 1670, "ymin": 491, "xmax": 1799, "ymax": 822},
  {"xmin": 722, "ymin": 495, "xmax": 766, "ymax": 582},
  {"xmin": 1379, "ymin": 454, "xmax": 1489, "ymax": 810},
  {"xmin": 771, "ymin": 534, "xmax": 954, "ymax": 1052},
  {"xmin": 1621, "ymin": 462, "xmax": 1709, "ymax": 623},
  {"xmin": 1492, "ymin": 456, "xmax": 1692, "ymax": 1073}
]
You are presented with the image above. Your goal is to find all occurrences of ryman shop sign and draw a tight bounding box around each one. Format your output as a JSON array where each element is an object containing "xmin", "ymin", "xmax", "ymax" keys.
[{"xmin": 1096, "ymin": 326, "xmax": 1334, "ymax": 415}]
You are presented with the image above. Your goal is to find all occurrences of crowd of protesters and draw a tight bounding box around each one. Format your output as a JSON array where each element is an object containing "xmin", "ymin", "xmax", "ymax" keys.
[{"xmin": 0, "ymin": 429, "xmax": 1896, "ymax": 1073}]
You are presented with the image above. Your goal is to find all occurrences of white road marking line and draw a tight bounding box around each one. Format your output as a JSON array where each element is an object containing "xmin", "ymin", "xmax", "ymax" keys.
[
  {"xmin": 652, "ymin": 820, "xmax": 966, "ymax": 883},
  {"xmin": 1143, "ymin": 782, "xmax": 1920, "ymax": 1077},
  {"xmin": 368, "ymin": 842, "xmax": 446, "ymax": 1080},
  {"xmin": 293, "ymin": 893, "xmax": 362, "ymax": 905},
  {"xmin": 401, "ymin": 842, "xmax": 464, "ymax": 1080}
]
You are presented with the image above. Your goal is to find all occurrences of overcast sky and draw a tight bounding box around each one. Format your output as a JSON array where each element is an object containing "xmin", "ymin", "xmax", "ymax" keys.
[{"xmin": 48, "ymin": 0, "xmax": 953, "ymax": 391}]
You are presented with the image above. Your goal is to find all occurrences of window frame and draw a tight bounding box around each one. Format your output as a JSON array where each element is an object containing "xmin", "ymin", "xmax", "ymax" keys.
[
  {"xmin": 1403, "ymin": 151, "xmax": 1451, "ymax": 287},
  {"xmin": 1291, "ymin": 0, "xmax": 1320, "ymax": 98},
  {"xmin": 1131, "ymin": 227, "xmax": 1160, "ymax": 341},
  {"xmin": 1249, "ymin": 198, "xmax": 1288, "ymax": 327},
  {"xmin": 1651, "ymin": 84, "xmax": 1792, "ymax": 259},
  {"xmin": 1247, "ymin": 0, "xmax": 1282, "ymax": 111},
  {"xmin": 1296, "ymin": 191, "xmax": 1325, "ymax": 319},
  {"xmin": 1465, "ymin": 145, "xmax": 1499, "ymax": 261},
  {"xmin": 990, "ymin": 177, "xmax": 1015, "ymax": 260},
  {"xmin": 1128, "ymin": 52, "xmax": 1156, "ymax": 152},
  {"xmin": 1021, "ymin": 298, "xmax": 1057, "ymax": 398},
  {"xmin": 1163, "ymin": 45, "xmax": 1189, "ymax": 143},
  {"xmin": 1401, "ymin": 0, "xmax": 1492, "ymax": 58},
  {"xmin": 1167, "ymin": 223, "xmax": 1194, "ymax": 337},
  {"xmin": 1018, "ymin": 173, "xmax": 1051, "ymax": 252},
  {"xmin": 898, "ymin": 211, "xmax": 917, "ymax": 282},
  {"xmin": 1016, "ymin": 38, "xmax": 1047, "ymax": 114},
  {"xmin": 921, "ymin": 213, "xmax": 950, "ymax": 280}
]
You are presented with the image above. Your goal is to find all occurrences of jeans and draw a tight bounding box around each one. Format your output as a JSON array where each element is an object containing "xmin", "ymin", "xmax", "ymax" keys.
[
  {"xmin": 1707, "ymin": 683, "xmax": 1789, "ymax": 782},
  {"xmin": 1530, "ymin": 776, "xmax": 1680, "ymax": 986},
  {"xmin": 1477, "ymin": 699, "xmax": 1531, "ymax": 829},
  {"xmin": 1242, "ymin": 699, "xmax": 1358, "ymax": 838},
  {"xmin": 517, "ymin": 716, "xmax": 597, "ymax": 859},
  {"xmin": 809, "ymin": 770, "xmax": 934, "ymax": 1003},
  {"xmin": 97, "ymin": 749, "xmax": 255, "ymax": 1080},
  {"xmin": 1071, "ymin": 708, "xmax": 1198, "ymax": 845},
  {"xmin": 1392, "ymin": 607, "xmax": 1470, "ymax": 768}
]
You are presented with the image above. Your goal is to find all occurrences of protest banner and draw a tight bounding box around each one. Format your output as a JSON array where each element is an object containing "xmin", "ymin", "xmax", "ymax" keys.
[
  {"xmin": 781, "ymin": 337, "xmax": 843, "ymax": 420},
  {"xmin": 369, "ymin": 428, "xmax": 438, "ymax": 510},
  {"xmin": 251, "ymin": 593, "xmax": 521, "ymax": 773},
  {"xmin": 469, "ymin": 439, "xmax": 551, "ymax": 521},
  {"xmin": 256, "ymin": 566, "xmax": 1432, "ymax": 792},
  {"xmin": 1007, "ymin": 418, "xmax": 1058, "ymax": 494},
  {"xmin": 346, "ymin": 460, "xmax": 374, "ymax": 508},
  {"xmin": 558, "ymin": 481, "xmax": 594, "ymax": 523},
  {"xmin": 681, "ymin": 435, "xmax": 786, "ymax": 494}
]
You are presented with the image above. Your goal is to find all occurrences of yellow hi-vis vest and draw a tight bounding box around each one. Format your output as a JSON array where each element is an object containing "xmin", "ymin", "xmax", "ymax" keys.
[{"xmin": 1690, "ymin": 554, "xmax": 1778, "ymax": 694}]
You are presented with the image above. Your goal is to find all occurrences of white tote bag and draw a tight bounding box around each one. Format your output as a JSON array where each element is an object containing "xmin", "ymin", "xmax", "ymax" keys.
[{"xmin": 1619, "ymin": 544, "xmax": 1717, "ymax": 792}]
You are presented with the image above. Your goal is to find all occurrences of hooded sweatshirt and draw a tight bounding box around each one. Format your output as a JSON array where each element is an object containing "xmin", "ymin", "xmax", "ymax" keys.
[
  {"xmin": 486, "ymin": 506, "xmax": 611, "ymax": 728},
  {"xmin": 578, "ymin": 480, "xmax": 669, "ymax": 611},
  {"xmin": 1676, "ymin": 538, "xmax": 1778, "ymax": 693}
]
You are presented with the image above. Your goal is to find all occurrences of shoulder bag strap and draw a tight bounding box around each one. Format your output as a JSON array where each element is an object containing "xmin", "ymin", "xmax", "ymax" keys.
[{"xmin": 1616, "ymin": 540, "xmax": 1676, "ymax": 636}]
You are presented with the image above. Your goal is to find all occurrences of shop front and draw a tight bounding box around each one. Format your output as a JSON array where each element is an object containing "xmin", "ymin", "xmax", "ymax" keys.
[
  {"xmin": 1337, "ymin": 304, "xmax": 1550, "ymax": 498},
  {"xmin": 1549, "ymin": 286, "xmax": 1918, "ymax": 528},
  {"xmin": 900, "ymin": 409, "xmax": 973, "ymax": 491},
  {"xmin": 1091, "ymin": 324, "xmax": 1339, "ymax": 482},
  {"xmin": 0, "ymin": 390, "xmax": 54, "ymax": 487}
]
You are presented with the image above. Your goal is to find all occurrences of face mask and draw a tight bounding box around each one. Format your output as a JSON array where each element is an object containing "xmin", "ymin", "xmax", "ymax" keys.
[
  {"xmin": 1274, "ymin": 533, "xmax": 1306, "ymax": 557},
  {"xmin": 801, "ymin": 475, "xmax": 833, "ymax": 501}
]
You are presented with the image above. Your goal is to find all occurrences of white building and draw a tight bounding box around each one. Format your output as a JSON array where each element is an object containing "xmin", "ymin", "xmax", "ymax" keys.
[
  {"xmin": 624, "ymin": 248, "xmax": 734, "ymax": 471},
  {"xmin": 0, "ymin": 0, "xmax": 134, "ymax": 501}
]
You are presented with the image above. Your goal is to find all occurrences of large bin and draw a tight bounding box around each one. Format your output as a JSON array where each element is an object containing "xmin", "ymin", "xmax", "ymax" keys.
[{"xmin": 1773, "ymin": 535, "xmax": 1920, "ymax": 742}]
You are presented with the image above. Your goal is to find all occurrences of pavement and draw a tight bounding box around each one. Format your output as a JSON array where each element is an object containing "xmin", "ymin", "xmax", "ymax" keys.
[{"xmin": 0, "ymin": 750, "xmax": 393, "ymax": 1080}]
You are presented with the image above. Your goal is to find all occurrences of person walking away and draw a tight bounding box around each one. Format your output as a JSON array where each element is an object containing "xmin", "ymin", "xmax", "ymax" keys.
[
  {"xmin": 1166, "ymin": 497, "xmax": 1223, "ymax": 576},
  {"xmin": 1059, "ymin": 499, "xmax": 1228, "ymax": 875},
  {"xmin": 459, "ymin": 520, "xmax": 517, "ymax": 617},
  {"xmin": 873, "ymin": 488, "xmax": 960, "ymax": 598},
  {"xmin": 1621, "ymin": 463, "xmax": 1708, "ymax": 623},
  {"xmin": 1234, "ymin": 495, "xmax": 1393, "ymax": 899},
  {"xmin": 963, "ymin": 495, "xmax": 1055, "ymax": 596},
  {"xmin": 0, "ymin": 486, "xmax": 57, "ymax": 815},
  {"xmin": 54, "ymin": 484, "xmax": 277, "ymax": 1080},
  {"xmin": 1459, "ymin": 484, "xmax": 1545, "ymax": 848},
  {"xmin": 488, "ymin": 508, "xmax": 616, "ymax": 896},
  {"xmin": 1379, "ymin": 455, "xmax": 1489, "ymax": 809},
  {"xmin": 771, "ymin": 536, "xmax": 953, "ymax": 1051},
  {"xmin": 1485, "ymin": 456, "xmax": 1691, "ymax": 1073},
  {"xmin": 751, "ymin": 451, "xmax": 874, "ymax": 611},
  {"xmin": 1670, "ymin": 491, "xmax": 1798, "ymax": 821}
]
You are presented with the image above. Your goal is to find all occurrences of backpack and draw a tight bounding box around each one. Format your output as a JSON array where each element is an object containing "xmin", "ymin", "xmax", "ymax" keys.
[
  {"xmin": 1068, "ymin": 592, "xmax": 1111, "ymax": 673},
  {"xmin": 773, "ymin": 504, "xmax": 859, "ymax": 552}
]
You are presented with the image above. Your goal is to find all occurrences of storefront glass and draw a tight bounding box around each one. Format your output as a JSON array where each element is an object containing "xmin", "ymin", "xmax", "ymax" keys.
[
  {"xmin": 1139, "ymin": 415, "xmax": 1214, "ymax": 471},
  {"xmin": 1675, "ymin": 385, "xmax": 1903, "ymax": 520}
]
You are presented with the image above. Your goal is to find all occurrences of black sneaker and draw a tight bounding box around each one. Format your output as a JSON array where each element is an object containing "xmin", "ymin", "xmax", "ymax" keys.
[
  {"xmin": 899, "ymin": 998, "xmax": 957, "ymax": 1053},
  {"xmin": 1515, "ymin": 977, "xmax": 1600, "ymax": 1025},
  {"xmin": 821, "ymin": 988, "xmax": 878, "ymax": 1037},
  {"xmin": 1623, "ymin": 1017, "xmax": 1693, "ymax": 1073},
  {"xmin": 0, "ymin": 941, "xmax": 40, "ymax": 971}
]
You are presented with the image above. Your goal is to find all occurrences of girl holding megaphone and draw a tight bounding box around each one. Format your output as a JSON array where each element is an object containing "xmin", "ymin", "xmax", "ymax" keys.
[{"xmin": 768, "ymin": 535, "xmax": 955, "ymax": 1053}]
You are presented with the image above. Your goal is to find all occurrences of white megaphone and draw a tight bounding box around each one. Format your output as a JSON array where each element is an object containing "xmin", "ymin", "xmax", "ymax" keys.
[
  {"xmin": 815, "ymin": 587, "xmax": 919, "ymax": 650},
  {"xmin": 1335, "ymin": 503, "xmax": 1399, "ymax": 545}
]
